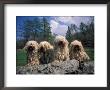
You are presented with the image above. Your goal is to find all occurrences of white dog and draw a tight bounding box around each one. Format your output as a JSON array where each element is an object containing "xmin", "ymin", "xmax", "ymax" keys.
[
  {"xmin": 53, "ymin": 35, "xmax": 69, "ymax": 62},
  {"xmin": 24, "ymin": 40, "xmax": 39, "ymax": 66}
]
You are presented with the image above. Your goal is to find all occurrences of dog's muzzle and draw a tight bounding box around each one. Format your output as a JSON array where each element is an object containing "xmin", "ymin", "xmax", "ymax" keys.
[
  {"xmin": 39, "ymin": 47, "xmax": 45, "ymax": 52},
  {"xmin": 28, "ymin": 46, "xmax": 35, "ymax": 51},
  {"xmin": 58, "ymin": 41, "xmax": 65, "ymax": 47},
  {"xmin": 74, "ymin": 45, "xmax": 80, "ymax": 51}
]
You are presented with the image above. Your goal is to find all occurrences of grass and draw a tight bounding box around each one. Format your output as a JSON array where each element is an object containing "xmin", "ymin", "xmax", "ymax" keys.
[
  {"xmin": 85, "ymin": 47, "xmax": 94, "ymax": 61},
  {"xmin": 16, "ymin": 49, "xmax": 27, "ymax": 66},
  {"xmin": 16, "ymin": 47, "xmax": 94, "ymax": 66}
]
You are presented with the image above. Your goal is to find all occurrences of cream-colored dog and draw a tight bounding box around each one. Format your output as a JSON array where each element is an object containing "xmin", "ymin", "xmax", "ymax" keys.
[
  {"xmin": 53, "ymin": 35, "xmax": 69, "ymax": 62},
  {"xmin": 38, "ymin": 41, "xmax": 54, "ymax": 64},
  {"xmin": 24, "ymin": 40, "xmax": 39, "ymax": 66},
  {"xmin": 69, "ymin": 40, "xmax": 90, "ymax": 62}
]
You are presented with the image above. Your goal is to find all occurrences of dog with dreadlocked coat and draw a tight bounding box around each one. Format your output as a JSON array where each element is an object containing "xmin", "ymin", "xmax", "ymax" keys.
[
  {"xmin": 69, "ymin": 40, "xmax": 90, "ymax": 62},
  {"xmin": 38, "ymin": 41, "xmax": 54, "ymax": 64},
  {"xmin": 24, "ymin": 40, "xmax": 40, "ymax": 66},
  {"xmin": 53, "ymin": 35, "xmax": 69, "ymax": 62}
]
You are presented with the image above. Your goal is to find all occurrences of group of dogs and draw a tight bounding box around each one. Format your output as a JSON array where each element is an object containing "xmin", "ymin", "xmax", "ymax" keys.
[{"xmin": 24, "ymin": 35, "xmax": 90, "ymax": 66}]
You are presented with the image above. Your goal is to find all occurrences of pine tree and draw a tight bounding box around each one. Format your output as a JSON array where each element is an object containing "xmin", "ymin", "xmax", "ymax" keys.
[
  {"xmin": 22, "ymin": 19, "xmax": 34, "ymax": 41},
  {"xmin": 33, "ymin": 18, "xmax": 42, "ymax": 41},
  {"xmin": 42, "ymin": 17, "xmax": 53, "ymax": 43},
  {"xmin": 66, "ymin": 26, "xmax": 73, "ymax": 43}
]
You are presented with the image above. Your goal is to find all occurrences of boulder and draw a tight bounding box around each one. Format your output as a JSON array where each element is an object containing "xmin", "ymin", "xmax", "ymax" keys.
[{"xmin": 16, "ymin": 59, "xmax": 94, "ymax": 74}]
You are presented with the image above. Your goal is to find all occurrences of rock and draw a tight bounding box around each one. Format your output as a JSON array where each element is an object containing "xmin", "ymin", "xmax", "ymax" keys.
[
  {"xmin": 82, "ymin": 61, "xmax": 94, "ymax": 74},
  {"xmin": 16, "ymin": 60, "xmax": 94, "ymax": 74}
]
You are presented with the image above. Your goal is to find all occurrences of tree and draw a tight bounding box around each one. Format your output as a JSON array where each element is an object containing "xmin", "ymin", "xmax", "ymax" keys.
[
  {"xmin": 16, "ymin": 17, "xmax": 58, "ymax": 49},
  {"xmin": 66, "ymin": 21, "xmax": 94, "ymax": 48},
  {"xmin": 66, "ymin": 26, "xmax": 73, "ymax": 43},
  {"xmin": 85, "ymin": 21, "xmax": 94, "ymax": 47},
  {"xmin": 42, "ymin": 17, "xmax": 53, "ymax": 43},
  {"xmin": 20, "ymin": 18, "xmax": 42, "ymax": 42},
  {"xmin": 76, "ymin": 22, "xmax": 94, "ymax": 47},
  {"xmin": 66, "ymin": 24, "xmax": 78, "ymax": 43},
  {"xmin": 22, "ymin": 19, "xmax": 34, "ymax": 41},
  {"xmin": 71, "ymin": 24, "xmax": 78, "ymax": 32},
  {"xmin": 32, "ymin": 18, "xmax": 42, "ymax": 41}
]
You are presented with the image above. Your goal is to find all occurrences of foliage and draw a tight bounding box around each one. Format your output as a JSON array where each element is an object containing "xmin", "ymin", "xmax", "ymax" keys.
[
  {"xmin": 41, "ymin": 17, "xmax": 54, "ymax": 43},
  {"xmin": 66, "ymin": 24, "xmax": 78, "ymax": 43},
  {"xmin": 16, "ymin": 17, "xmax": 54, "ymax": 49},
  {"xmin": 66, "ymin": 21, "xmax": 94, "ymax": 47},
  {"xmin": 16, "ymin": 39, "xmax": 26, "ymax": 49}
]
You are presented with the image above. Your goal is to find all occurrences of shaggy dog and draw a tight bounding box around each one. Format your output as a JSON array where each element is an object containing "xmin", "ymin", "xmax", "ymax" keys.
[
  {"xmin": 53, "ymin": 35, "xmax": 69, "ymax": 62},
  {"xmin": 24, "ymin": 40, "xmax": 39, "ymax": 66},
  {"xmin": 69, "ymin": 40, "xmax": 90, "ymax": 62},
  {"xmin": 38, "ymin": 41, "xmax": 54, "ymax": 64}
]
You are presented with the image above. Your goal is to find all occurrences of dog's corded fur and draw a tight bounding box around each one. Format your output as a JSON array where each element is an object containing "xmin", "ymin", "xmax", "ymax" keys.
[
  {"xmin": 69, "ymin": 40, "xmax": 90, "ymax": 62},
  {"xmin": 53, "ymin": 35, "xmax": 69, "ymax": 62},
  {"xmin": 38, "ymin": 41, "xmax": 54, "ymax": 64},
  {"xmin": 24, "ymin": 40, "xmax": 39, "ymax": 66}
]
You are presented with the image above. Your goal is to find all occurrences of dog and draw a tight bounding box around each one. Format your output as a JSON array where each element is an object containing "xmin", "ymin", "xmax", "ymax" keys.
[
  {"xmin": 53, "ymin": 35, "xmax": 69, "ymax": 62},
  {"xmin": 69, "ymin": 40, "xmax": 90, "ymax": 62},
  {"xmin": 38, "ymin": 41, "xmax": 54, "ymax": 64},
  {"xmin": 24, "ymin": 40, "xmax": 39, "ymax": 66}
]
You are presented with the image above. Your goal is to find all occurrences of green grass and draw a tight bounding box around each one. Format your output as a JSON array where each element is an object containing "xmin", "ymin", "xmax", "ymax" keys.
[
  {"xmin": 85, "ymin": 47, "xmax": 94, "ymax": 60},
  {"xmin": 16, "ymin": 48, "xmax": 94, "ymax": 66},
  {"xmin": 16, "ymin": 49, "xmax": 27, "ymax": 66}
]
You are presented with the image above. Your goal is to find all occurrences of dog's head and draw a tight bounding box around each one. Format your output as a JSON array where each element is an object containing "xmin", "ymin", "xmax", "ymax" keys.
[
  {"xmin": 24, "ymin": 40, "xmax": 39, "ymax": 52},
  {"xmin": 54, "ymin": 35, "xmax": 68, "ymax": 48},
  {"xmin": 70, "ymin": 40, "xmax": 84, "ymax": 52},
  {"xmin": 39, "ymin": 41, "xmax": 53, "ymax": 53}
]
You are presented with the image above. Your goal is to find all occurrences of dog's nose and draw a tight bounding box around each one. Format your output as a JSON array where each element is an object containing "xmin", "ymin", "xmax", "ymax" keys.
[
  {"xmin": 28, "ymin": 46, "xmax": 35, "ymax": 51},
  {"xmin": 58, "ymin": 41, "xmax": 63, "ymax": 45},
  {"xmin": 40, "ymin": 47, "xmax": 45, "ymax": 52},
  {"xmin": 74, "ymin": 45, "xmax": 80, "ymax": 51},
  {"xmin": 58, "ymin": 41, "xmax": 65, "ymax": 47}
]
